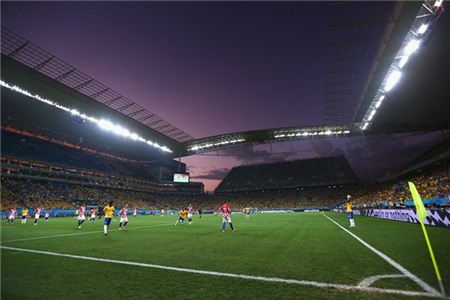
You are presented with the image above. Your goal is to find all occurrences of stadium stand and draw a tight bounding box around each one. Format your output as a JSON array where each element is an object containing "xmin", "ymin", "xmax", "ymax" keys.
[
  {"xmin": 1, "ymin": 130, "xmax": 449, "ymax": 216},
  {"xmin": 215, "ymin": 156, "xmax": 359, "ymax": 192}
]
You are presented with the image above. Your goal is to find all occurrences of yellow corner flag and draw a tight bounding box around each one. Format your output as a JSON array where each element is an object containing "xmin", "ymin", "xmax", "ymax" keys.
[
  {"xmin": 408, "ymin": 181, "xmax": 446, "ymax": 297},
  {"xmin": 408, "ymin": 181, "xmax": 428, "ymax": 223}
]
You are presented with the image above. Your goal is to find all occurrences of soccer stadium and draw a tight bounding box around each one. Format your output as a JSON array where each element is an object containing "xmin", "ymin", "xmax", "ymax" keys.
[{"xmin": 1, "ymin": 2, "xmax": 450, "ymax": 299}]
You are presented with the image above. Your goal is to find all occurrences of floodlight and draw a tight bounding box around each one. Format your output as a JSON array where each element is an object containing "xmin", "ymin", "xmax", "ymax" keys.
[
  {"xmin": 98, "ymin": 119, "xmax": 114, "ymax": 131},
  {"xmin": 399, "ymin": 56, "xmax": 409, "ymax": 69},
  {"xmin": 404, "ymin": 40, "xmax": 420, "ymax": 56},
  {"xmin": 434, "ymin": 0, "xmax": 443, "ymax": 8},
  {"xmin": 417, "ymin": 24, "xmax": 429, "ymax": 35},
  {"xmin": 384, "ymin": 70, "xmax": 401, "ymax": 92}
]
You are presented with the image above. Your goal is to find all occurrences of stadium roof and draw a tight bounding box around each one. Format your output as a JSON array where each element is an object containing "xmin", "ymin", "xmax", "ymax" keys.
[
  {"xmin": 1, "ymin": 1, "xmax": 449, "ymax": 160},
  {"xmin": 1, "ymin": 26, "xmax": 194, "ymax": 144}
]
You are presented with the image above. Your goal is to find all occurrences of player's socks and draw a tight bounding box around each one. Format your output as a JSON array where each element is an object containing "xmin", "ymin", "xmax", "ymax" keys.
[
  {"xmin": 123, "ymin": 221, "xmax": 128, "ymax": 227},
  {"xmin": 119, "ymin": 222, "xmax": 123, "ymax": 229},
  {"xmin": 104, "ymin": 225, "xmax": 108, "ymax": 234},
  {"xmin": 230, "ymin": 223, "xmax": 235, "ymax": 231},
  {"xmin": 222, "ymin": 222, "xmax": 226, "ymax": 231}
]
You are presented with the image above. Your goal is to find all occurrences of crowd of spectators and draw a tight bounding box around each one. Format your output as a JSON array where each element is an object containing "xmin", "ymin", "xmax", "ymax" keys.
[
  {"xmin": 347, "ymin": 164, "xmax": 449, "ymax": 209},
  {"xmin": 1, "ymin": 129, "xmax": 449, "ymax": 214},
  {"xmin": 2, "ymin": 161, "xmax": 448, "ymax": 214},
  {"xmin": 215, "ymin": 156, "xmax": 359, "ymax": 192}
]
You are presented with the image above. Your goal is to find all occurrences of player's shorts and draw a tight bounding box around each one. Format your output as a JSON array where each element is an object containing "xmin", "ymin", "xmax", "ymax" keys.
[
  {"xmin": 222, "ymin": 215, "xmax": 232, "ymax": 223},
  {"xmin": 78, "ymin": 215, "xmax": 86, "ymax": 221},
  {"xmin": 120, "ymin": 217, "xmax": 128, "ymax": 223},
  {"xmin": 34, "ymin": 214, "xmax": 40, "ymax": 219},
  {"xmin": 347, "ymin": 212, "xmax": 354, "ymax": 219},
  {"xmin": 104, "ymin": 217, "xmax": 112, "ymax": 226},
  {"xmin": 187, "ymin": 213, "xmax": 193, "ymax": 219},
  {"xmin": 22, "ymin": 216, "xmax": 27, "ymax": 220},
  {"xmin": 9, "ymin": 216, "xmax": 15, "ymax": 220},
  {"xmin": 178, "ymin": 217, "xmax": 184, "ymax": 222}
]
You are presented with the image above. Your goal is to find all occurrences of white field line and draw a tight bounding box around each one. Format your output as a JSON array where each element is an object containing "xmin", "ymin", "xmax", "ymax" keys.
[
  {"xmin": 322, "ymin": 213, "xmax": 441, "ymax": 297},
  {"xmin": 359, "ymin": 275, "xmax": 407, "ymax": 288},
  {"xmin": 1, "ymin": 245, "xmax": 446, "ymax": 299},
  {"xmin": 1, "ymin": 223, "xmax": 173, "ymax": 243}
]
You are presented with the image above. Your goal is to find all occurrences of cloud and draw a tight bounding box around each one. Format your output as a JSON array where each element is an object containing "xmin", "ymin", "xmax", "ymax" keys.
[{"xmin": 191, "ymin": 167, "xmax": 230, "ymax": 180}]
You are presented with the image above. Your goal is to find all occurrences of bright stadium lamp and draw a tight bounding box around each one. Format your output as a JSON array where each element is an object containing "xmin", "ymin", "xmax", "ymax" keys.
[
  {"xmin": 98, "ymin": 119, "xmax": 114, "ymax": 131},
  {"xmin": 114, "ymin": 125, "xmax": 130, "ymax": 137},
  {"xmin": 384, "ymin": 70, "xmax": 401, "ymax": 92},
  {"xmin": 399, "ymin": 56, "xmax": 409, "ymax": 69},
  {"xmin": 404, "ymin": 39, "xmax": 420, "ymax": 56},
  {"xmin": 417, "ymin": 24, "xmax": 429, "ymax": 35},
  {"xmin": 375, "ymin": 96, "xmax": 385, "ymax": 108}
]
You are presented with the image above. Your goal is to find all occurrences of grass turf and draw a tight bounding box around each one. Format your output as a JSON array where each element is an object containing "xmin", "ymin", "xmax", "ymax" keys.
[{"xmin": 1, "ymin": 212, "xmax": 449, "ymax": 299}]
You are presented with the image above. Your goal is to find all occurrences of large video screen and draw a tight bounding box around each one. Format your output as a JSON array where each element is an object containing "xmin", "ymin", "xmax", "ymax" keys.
[{"xmin": 173, "ymin": 172, "xmax": 189, "ymax": 183}]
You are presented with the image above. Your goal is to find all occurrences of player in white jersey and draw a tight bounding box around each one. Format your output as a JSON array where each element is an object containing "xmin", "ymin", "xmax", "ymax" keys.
[
  {"xmin": 133, "ymin": 208, "xmax": 137, "ymax": 217},
  {"xmin": 7, "ymin": 208, "xmax": 16, "ymax": 224},
  {"xmin": 33, "ymin": 207, "xmax": 42, "ymax": 225},
  {"xmin": 187, "ymin": 204, "xmax": 194, "ymax": 224},
  {"xmin": 44, "ymin": 210, "xmax": 52, "ymax": 221},
  {"xmin": 119, "ymin": 204, "xmax": 129, "ymax": 230},
  {"xmin": 77, "ymin": 204, "xmax": 86, "ymax": 229},
  {"xmin": 89, "ymin": 208, "xmax": 97, "ymax": 222}
]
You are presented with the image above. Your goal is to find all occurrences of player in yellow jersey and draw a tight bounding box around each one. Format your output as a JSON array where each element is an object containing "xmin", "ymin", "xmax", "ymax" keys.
[
  {"xmin": 245, "ymin": 207, "xmax": 250, "ymax": 219},
  {"xmin": 102, "ymin": 201, "xmax": 115, "ymax": 235},
  {"xmin": 21, "ymin": 208, "xmax": 28, "ymax": 224},
  {"xmin": 346, "ymin": 195, "xmax": 356, "ymax": 227},
  {"xmin": 175, "ymin": 208, "xmax": 187, "ymax": 225}
]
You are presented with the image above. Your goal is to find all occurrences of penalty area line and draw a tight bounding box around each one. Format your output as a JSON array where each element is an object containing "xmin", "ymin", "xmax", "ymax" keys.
[
  {"xmin": 0, "ymin": 245, "xmax": 444, "ymax": 299},
  {"xmin": 322, "ymin": 213, "xmax": 442, "ymax": 297}
]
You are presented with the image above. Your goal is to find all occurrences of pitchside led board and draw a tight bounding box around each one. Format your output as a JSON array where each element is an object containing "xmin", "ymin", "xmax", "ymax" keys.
[{"xmin": 173, "ymin": 172, "xmax": 190, "ymax": 183}]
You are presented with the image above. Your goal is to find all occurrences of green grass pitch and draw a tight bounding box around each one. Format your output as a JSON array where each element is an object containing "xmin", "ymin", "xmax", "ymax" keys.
[{"xmin": 1, "ymin": 212, "xmax": 449, "ymax": 299}]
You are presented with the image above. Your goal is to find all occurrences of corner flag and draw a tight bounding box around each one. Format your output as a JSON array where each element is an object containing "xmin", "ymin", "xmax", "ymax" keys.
[
  {"xmin": 408, "ymin": 182, "xmax": 428, "ymax": 223},
  {"xmin": 408, "ymin": 181, "xmax": 446, "ymax": 297}
]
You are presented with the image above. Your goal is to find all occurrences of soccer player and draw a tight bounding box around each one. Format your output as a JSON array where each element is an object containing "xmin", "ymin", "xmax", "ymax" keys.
[
  {"xmin": 77, "ymin": 204, "xmax": 86, "ymax": 229},
  {"xmin": 7, "ymin": 208, "xmax": 16, "ymax": 224},
  {"xmin": 215, "ymin": 202, "xmax": 236, "ymax": 233},
  {"xmin": 198, "ymin": 208, "xmax": 202, "ymax": 219},
  {"xmin": 118, "ymin": 204, "xmax": 129, "ymax": 230},
  {"xmin": 33, "ymin": 207, "xmax": 42, "ymax": 225},
  {"xmin": 175, "ymin": 208, "xmax": 187, "ymax": 225},
  {"xmin": 44, "ymin": 209, "xmax": 52, "ymax": 221},
  {"xmin": 187, "ymin": 204, "xmax": 194, "ymax": 224},
  {"xmin": 89, "ymin": 208, "xmax": 97, "ymax": 222},
  {"xmin": 21, "ymin": 208, "xmax": 28, "ymax": 224},
  {"xmin": 102, "ymin": 201, "xmax": 115, "ymax": 235},
  {"xmin": 133, "ymin": 208, "xmax": 137, "ymax": 217},
  {"xmin": 245, "ymin": 207, "xmax": 250, "ymax": 219},
  {"xmin": 346, "ymin": 195, "xmax": 356, "ymax": 227}
]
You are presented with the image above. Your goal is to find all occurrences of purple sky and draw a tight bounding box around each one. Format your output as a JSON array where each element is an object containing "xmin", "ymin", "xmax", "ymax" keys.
[{"xmin": 2, "ymin": 2, "xmax": 447, "ymax": 192}]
